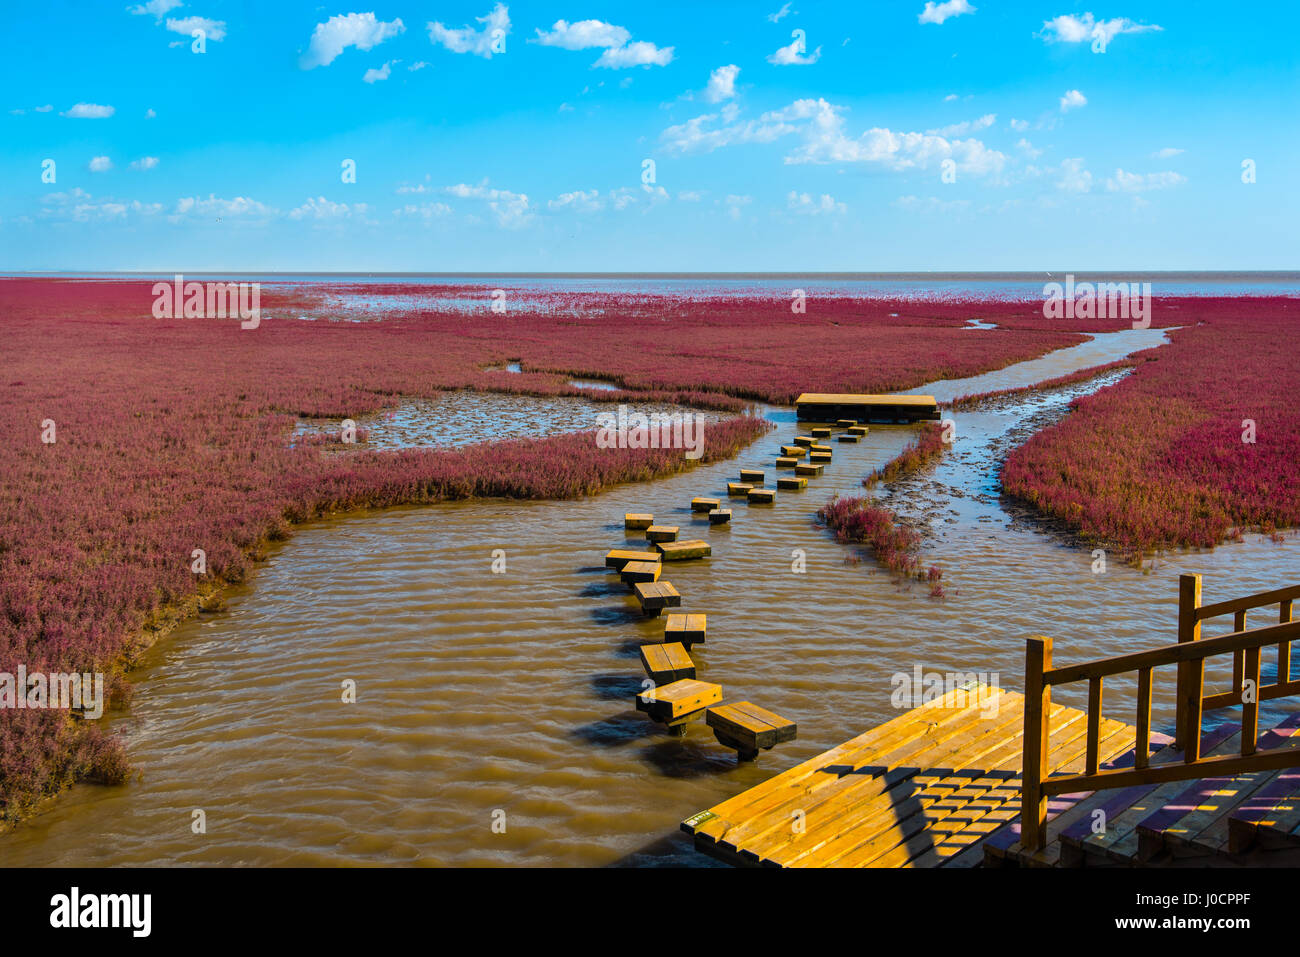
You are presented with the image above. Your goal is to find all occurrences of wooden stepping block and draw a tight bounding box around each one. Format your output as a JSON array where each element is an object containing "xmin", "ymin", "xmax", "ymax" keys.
[
  {"xmin": 777, "ymin": 476, "xmax": 807, "ymax": 491},
  {"xmin": 637, "ymin": 678, "xmax": 723, "ymax": 734},
  {"xmin": 691, "ymin": 497, "xmax": 721, "ymax": 513},
  {"xmin": 624, "ymin": 513, "xmax": 654, "ymax": 530},
  {"xmin": 739, "ymin": 469, "xmax": 764, "ymax": 484},
  {"xmin": 706, "ymin": 702, "xmax": 797, "ymax": 762},
  {"xmin": 837, "ymin": 419, "xmax": 858, "ymax": 428},
  {"xmin": 848, "ymin": 425, "xmax": 869, "ymax": 436},
  {"xmin": 809, "ymin": 451, "xmax": 832, "ymax": 464},
  {"xmin": 747, "ymin": 488, "xmax": 776, "ymax": 505},
  {"xmin": 779, "ymin": 445, "xmax": 807, "ymax": 458},
  {"xmin": 775, "ymin": 456, "xmax": 799, "ymax": 469},
  {"xmin": 792, "ymin": 435, "xmax": 816, "ymax": 447},
  {"xmin": 645, "ymin": 525, "xmax": 678, "ymax": 543},
  {"xmin": 657, "ymin": 539, "xmax": 711, "ymax": 561},
  {"xmin": 727, "ymin": 482, "xmax": 753, "ymax": 497},
  {"xmin": 635, "ymin": 581, "xmax": 681, "ymax": 616},
  {"xmin": 809, "ymin": 443, "xmax": 832, "ymax": 454},
  {"xmin": 811, "ymin": 427, "xmax": 832, "ymax": 438},
  {"xmin": 620, "ymin": 560, "xmax": 661, "ymax": 585},
  {"xmin": 606, "ymin": 549, "xmax": 661, "ymax": 570},
  {"xmin": 664, "ymin": 612, "xmax": 707, "ymax": 646},
  {"xmin": 640, "ymin": 642, "xmax": 695, "ymax": 685},
  {"xmin": 837, "ymin": 433, "xmax": 861, "ymax": 443},
  {"xmin": 795, "ymin": 463, "xmax": 824, "ymax": 477},
  {"xmin": 708, "ymin": 508, "xmax": 732, "ymax": 525}
]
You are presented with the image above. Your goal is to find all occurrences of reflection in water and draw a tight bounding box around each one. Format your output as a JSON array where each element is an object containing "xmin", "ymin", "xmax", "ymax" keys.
[{"xmin": 2, "ymin": 326, "xmax": 1295, "ymax": 866}]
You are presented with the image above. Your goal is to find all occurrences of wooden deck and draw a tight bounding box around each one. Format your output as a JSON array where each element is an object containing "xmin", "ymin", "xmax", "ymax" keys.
[{"xmin": 681, "ymin": 683, "xmax": 1142, "ymax": 868}]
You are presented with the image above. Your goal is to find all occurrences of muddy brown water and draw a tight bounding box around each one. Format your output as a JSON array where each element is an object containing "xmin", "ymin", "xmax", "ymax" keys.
[{"xmin": 3, "ymin": 327, "xmax": 1297, "ymax": 866}]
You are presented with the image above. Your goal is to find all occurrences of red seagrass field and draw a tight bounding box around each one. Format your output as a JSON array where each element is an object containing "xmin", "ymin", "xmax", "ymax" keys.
[{"xmin": 1, "ymin": 277, "xmax": 1297, "ymax": 827}]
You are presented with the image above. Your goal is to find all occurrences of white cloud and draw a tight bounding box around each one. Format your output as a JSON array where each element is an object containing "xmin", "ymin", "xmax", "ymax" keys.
[
  {"xmin": 768, "ymin": 36, "xmax": 821, "ymax": 65},
  {"xmin": 595, "ymin": 40, "xmax": 673, "ymax": 69},
  {"xmin": 301, "ymin": 13, "xmax": 405, "ymax": 69},
  {"xmin": 919, "ymin": 1, "xmax": 976, "ymax": 25},
  {"xmin": 1040, "ymin": 13, "xmax": 1161, "ymax": 49},
  {"xmin": 289, "ymin": 196, "xmax": 368, "ymax": 220},
  {"xmin": 172, "ymin": 194, "xmax": 277, "ymax": 221},
  {"xmin": 927, "ymin": 113, "xmax": 995, "ymax": 137},
  {"xmin": 34, "ymin": 104, "xmax": 53, "ymax": 112},
  {"xmin": 408, "ymin": 61, "xmax": 429, "ymax": 71},
  {"xmin": 768, "ymin": 3, "xmax": 793, "ymax": 23},
  {"xmin": 1152, "ymin": 147, "xmax": 1184, "ymax": 159},
  {"xmin": 1105, "ymin": 168, "xmax": 1186, "ymax": 192},
  {"xmin": 944, "ymin": 93, "xmax": 959, "ymax": 102},
  {"xmin": 787, "ymin": 190, "xmax": 845, "ymax": 215},
  {"xmin": 393, "ymin": 202, "xmax": 453, "ymax": 220},
  {"xmin": 443, "ymin": 181, "xmax": 531, "ymax": 227},
  {"xmin": 429, "ymin": 2, "xmax": 509, "ymax": 59},
  {"xmin": 547, "ymin": 189, "xmax": 603, "ymax": 213},
  {"xmin": 704, "ymin": 64, "xmax": 740, "ymax": 103},
  {"xmin": 127, "ymin": 0, "xmax": 182, "ymax": 17},
  {"xmin": 532, "ymin": 19, "xmax": 629, "ymax": 49},
  {"xmin": 1057, "ymin": 157, "xmax": 1092, "ymax": 192},
  {"xmin": 1008, "ymin": 118, "xmax": 1029, "ymax": 131},
  {"xmin": 663, "ymin": 97, "xmax": 1007, "ymax": 178},
  {"xmin": 145, "ymin": 108, "xmax": 156, "ymax": 118},
  {"xmin": 1059, "ymin": 89, "xmax": 1087, "ymax": 112},
  {"xmin": 88, "ymin": 156, "xmax": 113, "ymax": 172},
  {"xmin": 41, "ymin": 187, "xmax": 164, "ymax": 222},
  {"xmin": 677, "ymin": 190, "xmax": 704, "ymax": 201},
  {"xmin": 166, "ymin": 16, "xmax": 226, "ymax": 41},
  {"xmin": 723, "ymin": 194, "xmax": 752, "ymax": 220},
  {"xmin": 1015, "ymin": 138, "xmax": 1041, "ymax": 159},
  {"xmin": 62, "ymin": 103, "xmax": 115, "ymax": 119},
  {"xmin": 363, "ymin": 61, "xmax": 393, "ymax": 83},
  {"xmin": 130, "ymin": 156, "xmax": 159, "ymax": 170}
]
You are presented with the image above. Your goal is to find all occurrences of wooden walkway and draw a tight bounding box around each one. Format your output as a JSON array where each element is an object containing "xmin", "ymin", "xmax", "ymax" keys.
[{"xmin": 681, "ymin": 682, "xmax": 1144, "ymax": 867}]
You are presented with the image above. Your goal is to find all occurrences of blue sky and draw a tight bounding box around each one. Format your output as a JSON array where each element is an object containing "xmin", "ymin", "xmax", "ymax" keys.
[{"xmin": 2, "ymin": 1, "xmax": 1296, "ymax": 272}]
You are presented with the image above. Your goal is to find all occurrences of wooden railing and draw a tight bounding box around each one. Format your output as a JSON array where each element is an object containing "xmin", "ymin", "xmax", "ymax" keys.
[{"xmin": 1021, "ymin": 575, "xmax": 1300, "ymax": 851}]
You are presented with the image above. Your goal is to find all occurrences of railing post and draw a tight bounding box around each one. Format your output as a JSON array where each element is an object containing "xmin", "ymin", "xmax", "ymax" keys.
[
  {"xmin": 1022, "ymin": 636, "xmax": 1052, "ymax": 851},
  {"xmin": 1176, "ymin": 574, "xmax": 1202, "ymax": 751},
  {"xmin": 1281, "ymin": 599, "xmax": 1294, "ymax": 686}
]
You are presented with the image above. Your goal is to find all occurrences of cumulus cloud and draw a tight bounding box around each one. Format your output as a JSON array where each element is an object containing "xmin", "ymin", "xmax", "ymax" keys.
[
  {"xmin": 532, "ymin": 18, "xmax": 629, "ymax": 49},
  {"xmin": 1040, "ymin": 12, "xmax": 1160, "ymax": 49},
  {"xmin": 363, "ymin": 61, "xmax": 393, "ymax": 83},
  {"xmin": 1059, "ymin": 89, "xmax": 1087, "ymax": 112},
  {"xmin": 88, "ymin": 156, "xmax": 113, "ymax": 172},
  {"xmin": 531, "ymin": 17, "xmax": 672, "ymax": 69},
  {"xmin": 289, "ymin": 196, "xmax": 369, "ymax": 220},
  {"xmin": 787, "ymin": 191, "xmax": 846, "ymax": 215},
  {"xmin": 927, "ymin": 113, "xmax": 995, "ymax": 137},
  {"xmin": 128, "ymin": 0, "xmax": 182, "ymax": 17},
  {"xmin": 172, "ymin": 194, "xmax": 277, "ymax": 221},
  {"xmin": 1057, "ymin": 157, "xmax": 1092, "ymax": 192},
  {"xmin": 300, "ymin": 13, "xmax": 405, "ymax": 69},
  {"xmin": 41, "ymin": 187, "xmax": 164, "ymax": 222},
  {"xmin": 547, "ymin": 189, "xmax": 603, "ymax": 213},
  {"xmin": 393, "ymin": 202, "xmax": 453, "ymax": 220},
  {"xmin": 62, "ymin": 103, "xmax": 115, "ymax": 118},
  {"xmin": 919, "ymin": 0, "xmax": 976, "ymax": 25},
  {"xmin": 166, "ymin": 16, "xmax": 226, "ymax": 41},
  {"xmin": 443, "ymin": 181, "xmax": 531, "ymax": 227},
  {"xmin": 429, "ymin": 2, "xmax": 509, "ymax": 58},
  {"xmin": 662, "ymin": 98, "xmax": 1007, "ymax": 178},
  {"xmin": 704, "ymin": 64, "xmax": 740, "ymax": 102},
  {"xmin": 767, "ymin": 3, "xmax": 793, "ymax": 23},
  {"xmin": 1105, "ymin": 168, "xmax": 1186, "ymax": 192},
  {"xmin": 130, "ymin": 156, "xmax": 159, "ymax": 170},
  {"xmin": 768, "ymin": 35, "xmax": 821, "ymax": 65}
]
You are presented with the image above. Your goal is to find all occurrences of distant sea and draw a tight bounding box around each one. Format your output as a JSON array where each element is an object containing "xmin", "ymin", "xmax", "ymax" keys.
[{"xmin": 10, "ymin": 271, "xmax": 1300, "ymax": 299}]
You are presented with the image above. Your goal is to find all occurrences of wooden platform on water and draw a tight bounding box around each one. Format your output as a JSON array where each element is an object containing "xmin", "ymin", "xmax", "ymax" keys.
[
  {"xmin": 681, "ymin": 683, "xmax": 1140, "ymax": 868},
  {"xmin": 796, "ymin": 392, "xmax": 940, "ymax": 424}
]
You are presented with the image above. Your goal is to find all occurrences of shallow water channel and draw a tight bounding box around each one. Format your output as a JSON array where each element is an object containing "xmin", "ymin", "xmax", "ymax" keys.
[{"xmin": 3, "ymin": 326, "xmax": 1296, "ymax": 866}]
